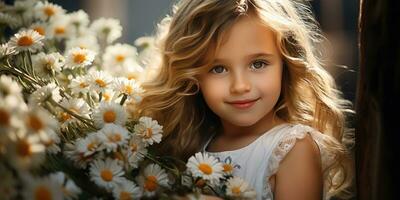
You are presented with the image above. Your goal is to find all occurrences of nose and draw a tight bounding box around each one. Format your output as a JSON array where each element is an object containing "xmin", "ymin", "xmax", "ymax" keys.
[{"xmin": 230, "ymin": 72, "xmax": 251, "ymax": 94}]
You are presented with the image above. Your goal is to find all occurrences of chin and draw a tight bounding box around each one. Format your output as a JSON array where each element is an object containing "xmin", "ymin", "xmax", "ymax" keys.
[{"xmin": 229, "ymin": 118, "xmax": 259, "ymax": 127}]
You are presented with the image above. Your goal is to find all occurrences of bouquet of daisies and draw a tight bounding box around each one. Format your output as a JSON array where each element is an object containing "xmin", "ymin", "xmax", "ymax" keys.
[{"xmin": 0, "ymin": 1, "xmax": 256, "ymax": 199}]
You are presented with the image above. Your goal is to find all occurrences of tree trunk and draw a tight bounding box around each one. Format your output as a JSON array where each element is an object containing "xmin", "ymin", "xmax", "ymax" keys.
[{"xmin": 356, "ymin": 0, "xmax": 400, "ymax": 199}]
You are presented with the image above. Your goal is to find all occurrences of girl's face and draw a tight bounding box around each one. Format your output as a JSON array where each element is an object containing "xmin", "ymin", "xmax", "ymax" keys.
[{"xmin": 198, "ymin": 15, "xmax": 283, "ymax": 127}]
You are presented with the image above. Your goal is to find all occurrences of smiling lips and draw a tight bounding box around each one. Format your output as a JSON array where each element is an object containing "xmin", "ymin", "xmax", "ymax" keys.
[{"xmin": 226, "ymin": 98, "xmax": 260, "ymax": 109}]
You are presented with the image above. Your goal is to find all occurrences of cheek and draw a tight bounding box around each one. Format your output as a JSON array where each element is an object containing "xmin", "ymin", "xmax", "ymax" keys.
[
  {"xmin": 254, "ymin": 69, "xmax": 283, "ymax": 98},
  {"xmin": 199, "ymin": 78, "xmax": 227, "ymax": 107}
]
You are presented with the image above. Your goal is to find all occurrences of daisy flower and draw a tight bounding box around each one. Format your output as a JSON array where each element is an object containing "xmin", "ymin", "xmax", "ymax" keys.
[
  {"xmin": 65, "ymin": 47, "xmax": 96, "ymax": 69},
  {"xmin": 57, "ymin": 98, "xmax": 90, "ymax": 128},
  {"xmin": 64, "ymin": 142, "xmax": 100, "ymax": 169},
  {"xmin": 69, "ymin": 75, "xmax": 90, "ymax": 95},
  {"xmin": 0, "ymin": 75, "xmax": 21, "ymax": 96},
  {"xmin": 98, "ymin": 124, "xmax": 129, "ymax": 152},
  {"xmin": 186, "ymin": 152, "xmax": 224, "ymax": 184},
  {"xmin": 89, "ymin": 158, "xmax": 125, "ymax": 189},
  {"xmin": 92, "ymin": 102, "xmax": 127, "ymax": 128},
  {"xmin": 0, "ymin": 75, "xmax": 24, "ymax": 108},
  {"xmin": 90, "ymin": 18, "xmax": 122, "ymax": 44},
  {"xmin": 226, "ymin": 176, "xmax": 256, "ymax": 199},
  {"xmin": 112, "ymin": 179, "xmax": 142, "ymax": 200},
  {"xmin": 66, "ymin": 35, "xmax": 99, "ymax": 53},
  {"xmin": 32, "ymin": 52, "xmax": 65, "ymax": 78},
  {"xmin": 47, "ymin": 15, "xmax": 73, "ymax": 40},
  {"xmin": 23, "ymin": 107, "xmax": 58, "ymax": 140},
  {"xmin": 7, "ymin": 131, "xmax": 45, "ymax": 169},
  {"xmin": 221, "ymin": 156, "xmax": 240, "ymax": 175},
  {"xmin": 0, "ymin": 101, "xmax": 23, "ymax": 136},
  {"xmin": 103, "ymin": 43, "xmax": 137, "ymax": 70},
  {"xmin": 137, "ymin": 164, "xmax": 170, "ymax": 197},
  {"xmin": 134, "ymin": 36, "xmax": 155, "ymax": 49},
  {"xmin": 67, "ymin": 10, "xmax": 89, "ymax": 36},
  {"xmin": 87, "ymin": 70, "xmax": 112, "ymax": 93},
  {"xmin": 34, "ymin": 1, "xmax": 65, "ymax": 21},
  {"xmin": 22, "ymin": 175, "xmax": 63, "ymax": 200},
  {"xmin": 8, "ymin": 29, "xmax": 44, "ymax": 53},
  {"xmin": 113, "ymin": 77, "xmax": 144, "ymax": 102},
  {"xmin": 98, "ymin": 89, "xmax": 118, "ymax": 103},
  {"xmin": 0, "ymin": 12, "xmax": 20, "ymax": 29},
  {"xmin": 43, "ymin": 130, "xmax": 61, "ymax": 154},
  {"xmin": 122, "ymin": 61, "xmax": 145, "ymax": 81},
  {"xmin": 126, "ymin": 136, "xmax": 147, "ymax": 169},
  {"xmin": 75, "ymin": 132, "xmax": 104, "ymax": 157},
  {"xmin": 49, "ymin": 172, "xmax": 82, "ymax": 200},
  {"xmin": 133, "ymin": 116, "xmax": 163, "ymax": 146},
  {"xmin": 29, "ymin": 82, "xmax": 62, "ymax": 105},
  {"xmin": 134, "ymin": 36, "xmax": 160, "ymax": 72},
  {"xmin": 12, "ymin": 0, "xmax": 36, "ymax": 26},
  {"xmin": 30, "ymin": 22, "xmax": 47, "ymax": 36}
]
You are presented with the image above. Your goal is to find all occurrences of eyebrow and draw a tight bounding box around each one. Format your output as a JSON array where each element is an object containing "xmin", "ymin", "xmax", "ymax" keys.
[{"xmin": 212, "ymin": 53, "xmax": 275, "ymax": 63}]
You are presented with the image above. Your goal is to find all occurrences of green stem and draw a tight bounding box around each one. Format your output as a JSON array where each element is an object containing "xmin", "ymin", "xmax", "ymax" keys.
[
  {"xmin": 140, "ymin": 152, "xmax": 180, "ymax": 177},
  {"xmin": 119, "ymin": 94, "xmax": 128, "ymax": 105},
  {"xmin": 48, "ymin": 98, "xmax": 96, "ymax": 130}
]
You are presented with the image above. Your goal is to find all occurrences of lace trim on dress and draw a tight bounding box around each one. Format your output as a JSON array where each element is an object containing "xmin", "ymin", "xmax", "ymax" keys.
[{"xmin": 262, "ymin": 124, "xmax": 336, "ymax": 200}]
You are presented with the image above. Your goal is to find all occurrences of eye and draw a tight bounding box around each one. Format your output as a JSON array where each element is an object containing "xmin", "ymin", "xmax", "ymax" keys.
[
  {"xmin": 209, "ymin": 65, "xmax": 227, "ymax": 74},
  {"xmin": 250, "ymin": 60, "xmax": 268, "ymax": 70}
]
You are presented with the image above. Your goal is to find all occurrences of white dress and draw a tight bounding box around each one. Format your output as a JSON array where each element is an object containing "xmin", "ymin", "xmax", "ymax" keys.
[{"xmin": 202, "ymin": 123, "xmax": 335, "ymax": 200}]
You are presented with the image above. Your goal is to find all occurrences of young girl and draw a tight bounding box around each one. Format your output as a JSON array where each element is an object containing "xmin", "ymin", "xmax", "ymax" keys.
[{"xmin": 136, "ymin": 0, "xmax": 354, "ymax": 199}]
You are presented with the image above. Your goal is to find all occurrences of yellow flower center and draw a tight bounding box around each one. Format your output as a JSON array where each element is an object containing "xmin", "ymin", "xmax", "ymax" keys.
[
  {"xmin": 17, "ymin": 139, "xmax": 32, "ymax": 157},
  {"xmin": 232, "ymin": 186, "xmax": 241, "ymax": 195},
  {"xmin": 79, "ymin": 82, "xmax": 88, "ymax": 88},
  {"xmin": 223, "ymin": 164, "xmax": 233, "ymax": 173},
  {"xmin": 17, "ymin": 36, "xmax": 34, "ymax": 46},
  {"xmin": 144, "ymin": 175, "xmax": 158, "ymax": 192},
  {"xmin": 0, "ymin": 109, "xmax": 10, "ymax": 126},
  {"xmin": 119, "ymin": 191, "xmax": 132, "ymax": 200},
  {"xmin": 103, "ymin": 93, "xmax": 111, "ymax": 101},
  {"xmin": 28, "ymin": 115, "xmax": 44, "ymax": 132},
  {"xmin": 115, "ymin": 55, "xmax": 125, "ymax": 63},
  {"xmin": 43, "ymin": 139, "xmax": 54, "ymax": 147},
  {"xmin": 103, "ymin": 110, "xmax": 116, "ymax": 123},
  {"xmin": 44, "ymin": 7, "xmax": 55, "ymax": 17},
  {"xmin": 87, "ymin": 142, "xmax": 96, "ymax": 151},
  {"xmin": 123, "ymin": 85, "xmax": 133, "ymax": 95},
  {"xmin": 55, "ymin": 27, "xmax": 65, "ymax": 35},
  {"xmin": 34, "ymin": 27, "xmax": 45, "ymax": 36},
  {"xmin": 95, "ymin": 79, "xmax": 107, "ymax": 88},
  {"xmin": 61, "ymin": 112, "xmax": 71, "ymax": 122},
  {"xmin": 73, "ymin": 53, "xmax": 86, "ymax": 64},
  {"xmin": 108, "ymin": 133, "xmax": 122, "ymax": 143},
  {"xmin": 130, "ymin": 143, "xmax": 137, "ymax": 152},
  {"xmin": 35, "ymin": 185, "xmax": 52, "ymax": 200},
  {"xmin": 100, "ymin": 169, "xmax": 113, "ymax": 182},
  {"xmin": 143, "ymin": 128, "xmax": 152, "ymax": 139},
  {"xmin": 198, "ymin": 163, "xmax": 213, "ymax": 175},
  {"xmin": 127, "ymin": 74, "xmax": 138, "ymax": 80}
]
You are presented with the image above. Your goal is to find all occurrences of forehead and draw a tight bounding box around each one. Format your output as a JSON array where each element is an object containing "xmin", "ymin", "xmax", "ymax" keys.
[{"xmin": 212, "ymin": 15, "xmax": 279, "ymax": 61}]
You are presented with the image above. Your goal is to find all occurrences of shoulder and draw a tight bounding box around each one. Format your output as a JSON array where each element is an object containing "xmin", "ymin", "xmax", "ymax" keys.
[
  {"xmin": 279, "ymin": 133, "xmax": 321, "ymax": 169},
  {"xmin": 277, "ymin": 124, "xmax": 323, "ymax": 171},
  {"xmin": 274, "ymin": 130, "xmax": 323, "ymax": 199}
]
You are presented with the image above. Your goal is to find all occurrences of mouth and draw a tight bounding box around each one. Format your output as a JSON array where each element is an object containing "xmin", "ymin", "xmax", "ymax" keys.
[{"xmin": 226, "ymin": 98, "xmax": 260, "ymax": 109}]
